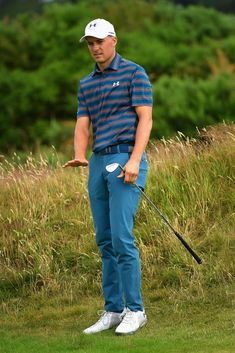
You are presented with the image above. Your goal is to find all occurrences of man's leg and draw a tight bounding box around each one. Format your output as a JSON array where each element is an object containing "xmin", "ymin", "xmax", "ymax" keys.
[
  {"xmin": 88, "ymin": 153, "xmax": 124, "ymax": 313},
  {"xmin": 104, "ymin": 152, "xmax": 148, "ymax": 312}
]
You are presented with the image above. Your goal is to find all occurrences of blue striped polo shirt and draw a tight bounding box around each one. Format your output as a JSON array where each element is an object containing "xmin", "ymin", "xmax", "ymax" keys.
[{"xmin": 77, "ymin": 52, "xmax": 153, "ymax": 152}]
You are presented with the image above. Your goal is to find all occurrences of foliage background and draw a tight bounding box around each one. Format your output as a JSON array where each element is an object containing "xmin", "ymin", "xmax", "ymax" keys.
[{"xmin": 0, "ymin": 0, "xmax": 235, "ymax": 153}]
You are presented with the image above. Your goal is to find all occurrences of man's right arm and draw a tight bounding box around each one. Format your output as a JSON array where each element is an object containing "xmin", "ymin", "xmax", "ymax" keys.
[{"xmin": 63, "ymin": 116, "xmax": 90, "ymax": 168}]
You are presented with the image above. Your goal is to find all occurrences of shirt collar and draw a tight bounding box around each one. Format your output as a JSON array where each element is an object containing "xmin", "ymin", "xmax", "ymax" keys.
[{"xmin": 92, "ymin": 52, "xmax": 122, "ymax": 76}]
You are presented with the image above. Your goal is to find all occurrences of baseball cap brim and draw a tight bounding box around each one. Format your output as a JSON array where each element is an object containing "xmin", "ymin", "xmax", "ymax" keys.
[{"xmin": 79, "ymin": 33, "xmax": 107, "ymax": 43}]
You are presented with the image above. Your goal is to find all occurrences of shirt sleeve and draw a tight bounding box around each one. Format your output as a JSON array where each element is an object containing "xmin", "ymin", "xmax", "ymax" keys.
[
  {"xmin": 77, "ymin": 84, "xmax": 89, "ymax": 118},
  {"xmin": 130, "ymin": 67, "xmax": 153, "ymax": 107}
]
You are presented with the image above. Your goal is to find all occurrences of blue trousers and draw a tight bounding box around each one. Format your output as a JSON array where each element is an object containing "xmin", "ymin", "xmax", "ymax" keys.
[{"xmin": 88, "ymin": 152, "xmax": 148, "ymax": 312}]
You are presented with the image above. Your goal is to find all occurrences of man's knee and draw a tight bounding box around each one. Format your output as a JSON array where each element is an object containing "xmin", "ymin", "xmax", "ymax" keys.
[{"xmin": 111, "ymin": 233, "xmax": 137, "ymax": 258}]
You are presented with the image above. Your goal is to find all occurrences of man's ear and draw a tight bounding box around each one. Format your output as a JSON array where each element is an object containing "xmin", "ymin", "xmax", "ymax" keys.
[{"xmin": 112, "ymin": 36, "xmax": 117, "ymax": 47}]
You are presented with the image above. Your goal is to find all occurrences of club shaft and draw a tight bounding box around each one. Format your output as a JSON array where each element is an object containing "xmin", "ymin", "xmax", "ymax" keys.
[{"xmin": 134, "ymin": 183, "xmax": 202, "ymax": 265}]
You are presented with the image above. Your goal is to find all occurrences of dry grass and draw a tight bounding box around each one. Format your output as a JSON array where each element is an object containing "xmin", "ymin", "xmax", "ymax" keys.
[{"xmin": 0, "ymin": 123, "xmax": 234, "ymax": 305}]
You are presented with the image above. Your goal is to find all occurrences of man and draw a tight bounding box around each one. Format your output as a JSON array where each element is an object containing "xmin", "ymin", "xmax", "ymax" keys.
[{"xmin": 63, "ymin": 18, "xmax": 153, "ymax": 335}]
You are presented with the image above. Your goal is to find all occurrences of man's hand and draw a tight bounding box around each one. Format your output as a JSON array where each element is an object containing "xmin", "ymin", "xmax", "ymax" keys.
[
  {"xmin": 62, "ymin": 157, "xmax": 88, "ymax": 168},
  {"xmin": 118, "ymin": 159, "xmax": 140, "ymax": 184}
]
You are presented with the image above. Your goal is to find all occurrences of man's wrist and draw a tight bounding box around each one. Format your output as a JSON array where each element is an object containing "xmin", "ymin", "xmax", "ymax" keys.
[
  {"xmin": 129, "ymin": 151, "xmax": 143, "ymax": 164},
  {"xmin": 74, "ymin": 151, "xmax": 87, "ymax": 159}
]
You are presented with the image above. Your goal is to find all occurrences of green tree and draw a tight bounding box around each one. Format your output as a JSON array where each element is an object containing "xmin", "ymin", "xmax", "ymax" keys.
[{"xmin": 0, "ymin": 0, "xmax": 235, "ymax": 152}]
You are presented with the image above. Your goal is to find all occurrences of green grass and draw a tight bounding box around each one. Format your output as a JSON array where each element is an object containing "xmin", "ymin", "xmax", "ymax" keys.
[
  {"xmin": 0, "ymin": 123, "xmax": 235, "ymax": 352},
  {"xmin": 0, "ymin": 290, "xmax": 234, "ymax": 353}
]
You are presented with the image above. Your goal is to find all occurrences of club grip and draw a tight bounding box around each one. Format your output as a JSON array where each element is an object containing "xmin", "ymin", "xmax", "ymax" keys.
[{"xmin": 174, "ymin": 231, "xmax": 202, "ymax": 264}]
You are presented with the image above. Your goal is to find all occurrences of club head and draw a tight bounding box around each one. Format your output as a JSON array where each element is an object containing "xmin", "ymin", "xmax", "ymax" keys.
[{"xmin": 105, "ymin": 163, "xmax": 122, "ymax": 173}]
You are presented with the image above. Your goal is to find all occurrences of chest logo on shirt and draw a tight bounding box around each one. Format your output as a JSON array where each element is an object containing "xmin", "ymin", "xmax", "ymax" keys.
[{"xmin": 112, "ymin": 81, "xmax": 120, "ymax": 87}]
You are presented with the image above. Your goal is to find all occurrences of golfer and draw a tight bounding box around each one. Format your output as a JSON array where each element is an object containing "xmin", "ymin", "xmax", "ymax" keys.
[{"xmin": 63, "ymin": 18, "xmax": 153, "ymax": 335}]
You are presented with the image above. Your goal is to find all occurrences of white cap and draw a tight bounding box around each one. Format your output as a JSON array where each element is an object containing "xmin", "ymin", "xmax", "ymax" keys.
[{"xmin": 80, "ymin": 18, "xmax": 116, "ymax": 43}]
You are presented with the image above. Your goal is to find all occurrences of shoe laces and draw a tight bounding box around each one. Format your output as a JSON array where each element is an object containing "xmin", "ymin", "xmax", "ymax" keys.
[
  {"xmin": 96, "ymin": 310, "xmax": 112, "ymax": 325},
  {"xmin": 121, "ymin": 309, "xmax": 136, "ymax": 324}
]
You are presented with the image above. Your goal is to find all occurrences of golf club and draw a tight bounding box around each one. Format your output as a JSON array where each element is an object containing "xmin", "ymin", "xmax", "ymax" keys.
[{"xmin": 106, "ymin": 163, "xmax": 202, "ymax": 265}]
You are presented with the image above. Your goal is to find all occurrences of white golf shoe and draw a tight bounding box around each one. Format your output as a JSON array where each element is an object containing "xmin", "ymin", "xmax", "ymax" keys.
[
  {"xmin": 115, "ymin": 308, "xmax": 147, "ymax": 335},
  {"xmin": 83, "ymin": 310, "xmax": 124, "ymax": 334}
]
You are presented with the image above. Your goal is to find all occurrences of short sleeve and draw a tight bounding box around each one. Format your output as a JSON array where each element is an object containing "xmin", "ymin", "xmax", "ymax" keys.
[
  {"xmin": 77, "ymin": 85, "xmax": 89, "ymax": 118},
  {"xmin": 130, "ymin": 67, "xmax": 153, "ymax": 107}
]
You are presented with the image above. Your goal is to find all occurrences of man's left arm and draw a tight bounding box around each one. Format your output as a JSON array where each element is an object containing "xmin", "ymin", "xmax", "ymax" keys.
[{"xmin": 123, "ymin": 105, "xmax": 152, "ymax": 183}]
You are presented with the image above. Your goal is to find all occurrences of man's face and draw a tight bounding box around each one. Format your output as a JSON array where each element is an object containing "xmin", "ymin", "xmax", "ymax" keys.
[{"xmin": 86, "ymin": 36, "xmax": 117, "ymax": 66}]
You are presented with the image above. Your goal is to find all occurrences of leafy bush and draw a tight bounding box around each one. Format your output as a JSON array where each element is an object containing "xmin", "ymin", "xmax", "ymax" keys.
[
  {"xmin": 0, "ymin": 0, "xmax": 235, "ymax": 152},
  {"xmin": 152, "ymin": 73, "xmax": 235, "ymax": 137}
]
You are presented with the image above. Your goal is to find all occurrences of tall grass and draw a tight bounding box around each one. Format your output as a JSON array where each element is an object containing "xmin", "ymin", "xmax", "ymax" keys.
[{"xmin": 0, "ymin": 123, "xmax": 234, "ymax": 305}]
